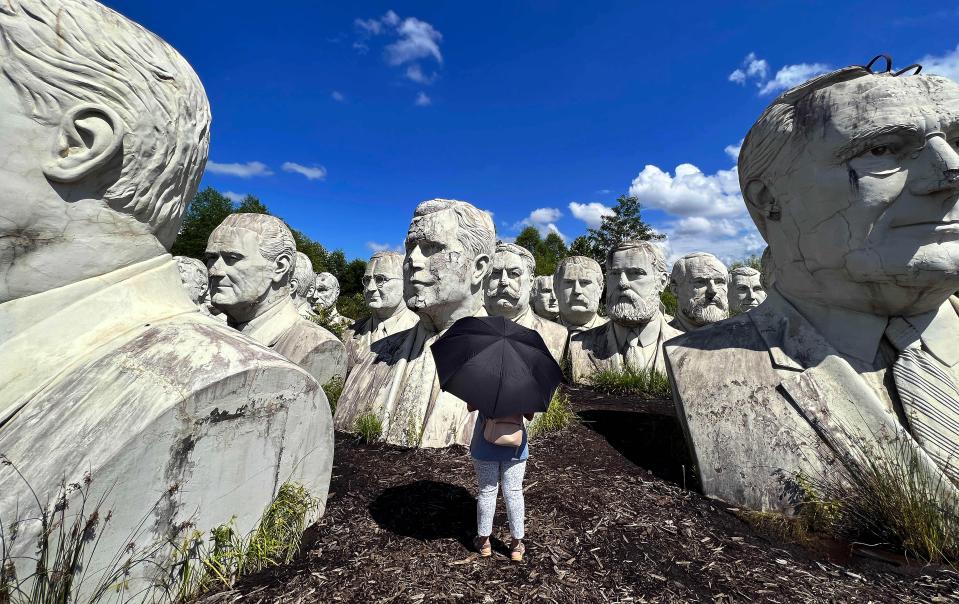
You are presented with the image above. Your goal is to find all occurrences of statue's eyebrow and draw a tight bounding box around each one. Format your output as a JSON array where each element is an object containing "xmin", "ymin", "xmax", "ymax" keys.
[{"xmin": 834, "ymin": 124, "xmax": 921, "ymax": 159}]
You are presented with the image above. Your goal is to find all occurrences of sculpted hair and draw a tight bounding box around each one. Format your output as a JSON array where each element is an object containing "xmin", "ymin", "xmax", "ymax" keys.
[
  {"xmin": 531, "ymin": 275, "xmax": 552, "ymax": 296},
  {"xmin": 671, "ymin": 252, "xmax": 726, "ymax": 284},
  {"xmin": 554, "ymin": 255, "xmax": 602, "ymax": 286},
  {"xmin": 369, "ymin": 251, "xmax": 404, "ymax": 274},
  {"xmin": 292, "ymin": 252, "xmax": 315, "ymax": 297},
  {"xmin": 413, "ymin": 199, "xmax": 496, "ymax": 263},
  {"xmin": 217, "ymin": 214, "xmax": 296, "ymax": 270},
  {"xmin": 317, "ymin": 272, "xmax": 341, "ymax": 299},
  {"xmin": 0, "ymin": 0, "xmax": 212, "ymax": 249},
  {"xmin": 607, "ymin": 240, "xmax": 667, "ymax": 275},
  {"xmin": 729, "ymin": 266, "xmax": 761, "ymax": 278},
  {"xmin": 495, "ymin": 241, "xmax": 536, "ymax": 276}
]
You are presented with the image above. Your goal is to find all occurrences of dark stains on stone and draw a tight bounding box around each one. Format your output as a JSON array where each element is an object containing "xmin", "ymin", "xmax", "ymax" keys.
[
  {"xmin": 847, "ymin": 165, "xmax": 860, "ymax": 192},
  {"xmin": 206, "ymin": 404, "xmax": 249, "ymax": 424}
]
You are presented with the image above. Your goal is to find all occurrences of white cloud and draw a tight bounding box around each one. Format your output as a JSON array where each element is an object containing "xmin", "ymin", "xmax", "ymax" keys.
[
  {"xmin": 406, "ymin": 64, "xmax": 438, "ymax": 84},
  {"xmin": 657, "ymin": 226, "xmax": 765, "ymax": 266},
  {"xmin": 355, "ymin": 11, "xmax": 444, "ymax": 84},
  {"xmin": 366, "ymin": 241, "xmax": 404, "ymax": 253},
  {"xmin": 918, "ymin": 44, "xmax": 959, "ymax": 83},
  {"xmin": 729, "ymin": 53, "xmax": 830, "ymax": 96},
  {"xmin": 515, "ymin": 207, "xmax": 566, "ymax": 241},
  {"xmin": 759, "ymin": 62, "xmax": 831, "ymax": 95},
  {"xmin": 568, "ymin": 201, "xmax": 613, "ymax": 229},
  {"xmin": 223, "ymin": 191, "xmax": 245, "ymax": 203},
  {"xmin": 331, "ymin": 90, "xmax": 346, "ymax": 102},
  {"xmin": 414, "ymin": 91, "xmax": 432, "ymax": 106},
  {"xmin": 282, "ymin": 162, "xmax": 327, "ymax": 181},
  {"xmin": 724, "ymin": 139, "xmax": 743, "ymax": 162},
  {"xmin": 629, "ymin": 163, "xmax": 743, "ymax": 218},
  {"xmin": 206, "ymin": 161, "xmax": 273, "ymax": 178}
]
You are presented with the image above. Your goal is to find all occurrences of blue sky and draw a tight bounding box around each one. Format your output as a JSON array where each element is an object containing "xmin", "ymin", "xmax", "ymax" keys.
[{"xmin": 107, "ymin": 1, "xmax": 959, "ymax": 263}]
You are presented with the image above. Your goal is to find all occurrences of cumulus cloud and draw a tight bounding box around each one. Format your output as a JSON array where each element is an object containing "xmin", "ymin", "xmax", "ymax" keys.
[
  {"xmin": 629, "ymin": 163, "xmax": 743, "ymax": 218},
  {"xmin": 282, "ymin": 162, "xmax": 327, "ymax": 181},
  {"xmin": 366, "ymin": 241, "xmax": 405, "ymax": 254},
  {"xmin": 354, "ymin": 10, "xmax": 443, "ymax": 84},
  {"xmin": 331, "ymin": 90, "xmax": 346, "ymax": 102},
  {"xmin": 918, "ymin": 44, "xmax": 959, "ymax": 83},
  {"xmin": 515, "ymin": 207, "xmax": 566, "ymax": 241},
  {"xmin": 724, "ymin": 139, "xmax": 743, "ymax": 162},
  {"xmin": 223, "ymin": 191, "xmax": 245, "ymax": 203},
  {"xmin": 729, "ymin": 53, "xmax": 831, "ymax": 96},
  {"xmin": 568, "ymin": 201, "xmax": 613, "ymax": 229},
  {"xmin": 206, "ymin": 161, "xmax": 273, "ymax": 178},
  {"xmin": 414, "ymin": 91, "xmax": 432, "ymax": 106}
]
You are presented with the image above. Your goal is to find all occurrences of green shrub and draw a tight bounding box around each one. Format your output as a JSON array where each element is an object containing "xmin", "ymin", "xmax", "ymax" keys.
[
  {"xmin": 322, "ymin": 376, "xmax": 344, "ymax": 415},
  {"xmin": 354, "ymin": 412, "xmax": 383, "ymax": 444},
  {"xmin": 529, "ymin": 389, "xmax": 576, "ymax": 439},
  {"xmin": 308, "ymin": 307, "xmax": 345, "ymax": 339},
  {"xmin": 588, "ymin": 366, "xmax": 671, "ymax": 397},
  {"xmin": 336, "ymin": 293, "xmax": 370, "ymax": 325}
]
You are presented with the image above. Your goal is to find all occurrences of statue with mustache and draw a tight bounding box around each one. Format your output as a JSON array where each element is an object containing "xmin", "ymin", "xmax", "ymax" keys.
[
  {"xmin": 668, "ymin": 252, "xmax": 729, "ymax": 332},
  {"xmin": 566, "ymin": 240, "xmax": 681, "ymax": 383}
]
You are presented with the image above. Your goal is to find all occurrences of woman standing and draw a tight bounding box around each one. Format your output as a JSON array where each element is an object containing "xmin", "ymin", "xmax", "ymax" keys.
[{"xmin": 469, "ymin": 409, "xmax": 535, "ymax": 562}]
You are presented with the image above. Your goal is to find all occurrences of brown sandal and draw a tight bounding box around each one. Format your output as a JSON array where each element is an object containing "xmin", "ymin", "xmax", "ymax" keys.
[
  {"xmin": 510, "ymin": 540, "xmax": 525, "ymax": 562},
  {"xmin": 474, "ymin": 536, "xmax": 492, "ymax": 557}
]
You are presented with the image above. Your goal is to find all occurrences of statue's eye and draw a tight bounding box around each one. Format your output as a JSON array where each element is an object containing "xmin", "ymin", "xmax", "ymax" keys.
[{"xmin": 870, "ymin": 145, "xmax": 891, "ymax": 156}]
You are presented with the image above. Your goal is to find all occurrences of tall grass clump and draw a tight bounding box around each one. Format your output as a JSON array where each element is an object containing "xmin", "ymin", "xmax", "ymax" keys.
[
  {"xmin": 588, "ymin": 365, "xmax": 671, "ymax": 398},
  {"xmin": 528, "ymin": 388, "xmax": 576, "ymax": 439},
  {"xmin": 354, "ymin": 412, "xmax": 383, "ymax": 444},
  {"xmin": 791, "ymin": 429, "xmax": 959, "ymax": 564},
  {"xmin": 322, "ymin": 376, "xmax": 344, "ymax": 415}
]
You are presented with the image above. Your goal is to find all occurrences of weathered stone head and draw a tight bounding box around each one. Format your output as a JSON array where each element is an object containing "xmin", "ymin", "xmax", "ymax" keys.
[
  {"xmin": 363, "ymin": 251, "xmax": 406, "ymax": 319},
  {"xmin": 315, "ymin": 272, "xmax": 340, "ymax": 311},
  {"xmin": 606, "ymin": 241, "xmax": 668, "ymax": 327},
  {"xmin": 403, "ymin": 198, "xmax": 495, "ymax": 331},
  {"xmin": 727, "ymin": 266, "xmax": 766, "ymax": 313},
  {"xmin": 670, "ymin": 252, "xmax": 728, "ymax": 331},
  {"xmin": 554, "ymin": 256, "xmax": 603, "ymax": 327},
  {"xmin": 206, "ymin": 213, "xmax": 296, "ymax": 324},
  {"xmin": 531, "ymin": 276, "xmax": 560, "ymax": 320},
  {"xmin": 485, "ymin": 242, "xmax": 535, "ymax": 320},
  {"xmin": 740, "ymin": 65, "xmax": 959, "ymax": 316},
  {"xmin": 174, "ymin": 256, "xmax": 209, "ymax": 306},
  {"xmin": 0, "ymin": 0, "xmax": 211, "ymax": 303},
  {"xmin": 290, "ymin": 252, "xmax": 316, "ymax": 305}
]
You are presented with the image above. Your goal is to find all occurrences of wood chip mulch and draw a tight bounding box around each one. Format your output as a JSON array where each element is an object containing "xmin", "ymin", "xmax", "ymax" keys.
[{"xmin": 195, "ymin": 387, "xmax": 959, "ymax": 603}]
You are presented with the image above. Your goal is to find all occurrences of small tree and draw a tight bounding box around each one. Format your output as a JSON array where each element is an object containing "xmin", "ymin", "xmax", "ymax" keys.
[
  {"xmin": 236, "ymin": 194, "xmax": 269, "ymax": 215},
  {"xmin": 536, "ymin": 232, "xmax": 568, "ymax": 275},
  {"xmin": 171, "ymin": 187, "xmax": 235, "ymax": 259},
  {"xmin": 585, "ymin": 194, "xmax": 663, "ymax": 264},
  {"xmin": 568, "ymin": 236, "xmax": 594, "ymax": 259},
  {"xmin": 514, "ymin": 227, "xmax": 542, "ymax": 255}
]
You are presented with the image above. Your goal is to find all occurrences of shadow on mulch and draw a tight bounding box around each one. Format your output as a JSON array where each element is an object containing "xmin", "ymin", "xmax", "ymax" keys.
[
  {"xmin": 578, "ymin": 408, "xmax": 699, "ymax": 489},
  {"xmin": 369, "ymin": 480, "xmax": 476, "ymax": 549}
]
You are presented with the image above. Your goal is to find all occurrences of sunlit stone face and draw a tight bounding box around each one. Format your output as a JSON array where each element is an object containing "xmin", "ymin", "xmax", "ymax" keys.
[
  {"xmin": 403, "ymin": 209, "xmax": 473, "ymax": 312},
  {"xmin": 729, "ymin": 271, "xmax": 766, "ymax": 313},
  {"xmin": 315, "ymin": 273, "xmax": 339, "ymax": 309},
  {"xmin": 485, "ymin": 250, "xmax": 532, "ymax": 319},
  {"xmin": 363, "ymin": 255, "xmax": 404, "ymax": 313},
  {"xmin": 205, "ymin": 226, "xmax": 275, "ymax": 314},
  {"xmin": 675, "ymin": 256, "xmax": 728, "ymax": 327},
  {"xmin": 175, "ymin": 256, "xmax": 209, "ymax": 305},
  {"xmin": 556, "ymin": 263, "xmax": 602, "ymax": 325},
  {"xmin": 606, "ymin": 248, "xmax": 666, "ymax": 327},
  {"xmin": 531, "ymin": 276, "xmax": 559, "ymax": 320}
]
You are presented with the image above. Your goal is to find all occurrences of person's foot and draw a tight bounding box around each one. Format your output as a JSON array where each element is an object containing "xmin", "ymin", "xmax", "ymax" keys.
[
  {"xmin": 510, "ymin": 539, "xmax": 525, "ymax": 562},
  {"xmin": 474, "ymin": 536, "xmax": 492, "ymax": 557}
]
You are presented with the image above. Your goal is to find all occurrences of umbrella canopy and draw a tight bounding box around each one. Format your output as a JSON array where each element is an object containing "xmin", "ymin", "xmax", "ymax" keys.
[{"xmin": 430, "ymin": 315, "xmax": 564, "ymax": 418}]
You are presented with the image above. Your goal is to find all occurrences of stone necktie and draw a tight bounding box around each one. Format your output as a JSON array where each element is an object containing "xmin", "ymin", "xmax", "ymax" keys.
[
  {"xmin": 886, "ymin": 317, "xmax": 959, "ymax": 484},
  {"xmin": 623, "ymin": 327, "xmax": 646, "ymax": 371}
]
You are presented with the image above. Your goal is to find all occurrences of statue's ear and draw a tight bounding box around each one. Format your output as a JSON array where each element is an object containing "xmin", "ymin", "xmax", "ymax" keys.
[
  {"xmin": 273, "ymin": 251, "xmax": 294, "ymax": 285},
  {"xmin": 657, "ymin": 271, "xmax": 669, "ymax": 293},
  {"xmin": 744, "ymin": 179, "xmax": 780, "ymax": 222},
  {"xmin": 43, "ymin": 103, "xmax": 125, "ymax": 183},
  {"xmin": 471, "ymin": 253, "xmax": 491, "ymax": 286},
  {"xmin": 668, "ymin": 278, "xmax": 678, "ymax": 297}
]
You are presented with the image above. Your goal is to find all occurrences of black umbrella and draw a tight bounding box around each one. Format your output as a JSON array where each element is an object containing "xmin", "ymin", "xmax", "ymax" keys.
[{"xmin": 430, "ymin": 315, "xmax": 563, "ymax": 418}]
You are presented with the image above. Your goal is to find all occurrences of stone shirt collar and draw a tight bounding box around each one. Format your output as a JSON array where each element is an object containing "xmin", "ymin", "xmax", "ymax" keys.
[
  {"xmin": 785, "ymin": 289, "xmax": 959, "ymax": 367},
  {"xmin": 235, "ymin": 296, "xmax": 301, "ymax": 348},
  {"xmin": 0, "ymin": 254, "xmax": 197, "ymax": 423},
  {"xmin": 610, "ymin": 314, "xmax": 662, "ymax": 351}
]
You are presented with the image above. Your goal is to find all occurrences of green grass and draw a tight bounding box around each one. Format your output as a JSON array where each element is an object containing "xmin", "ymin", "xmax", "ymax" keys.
[
  {"xmin": 587, "ymin": 366, "xmax": 671, "ymax": 398},
  {"xmin": 354, "ymin": 412, "xmax": 383, "ymax": 444},
  {"xmin": 528, "ymin": 389, "xmax": 576, "ymax": 439},
  {"xmin": 322, "ymin": 376, "xmax": 344, "ymax": 416}
]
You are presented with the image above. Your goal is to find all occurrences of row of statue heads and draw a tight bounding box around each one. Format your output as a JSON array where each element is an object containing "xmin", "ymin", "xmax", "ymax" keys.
[{"xmin": 5, "ymin": 0, "xmax": 959, "ymax": 594}]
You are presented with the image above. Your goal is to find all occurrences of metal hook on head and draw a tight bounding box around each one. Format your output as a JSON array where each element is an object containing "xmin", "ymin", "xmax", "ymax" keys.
[
  {"xmin": 864, "ymin": 54, "xmax": 893, "ymax": 73},
  {"xmin": 893, "ymin": 64, "xmax": 922, "ymax": 77}
]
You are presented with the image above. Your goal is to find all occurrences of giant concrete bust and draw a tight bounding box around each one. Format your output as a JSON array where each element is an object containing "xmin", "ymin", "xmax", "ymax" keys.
[
  {"xmin": 554, "ymin": 256, "xmax": 608, "ymax": 333},
  {"xmin": 531, "ymin": 275, "xmax": 560, "ymax": 321},
  {"xmin": 484, "ymin": 242, "xmax": 567, "ymax": 362},
  {"xmin": 335, "ymin": 199, "xmax": 495, "ymax": 447},
  {"xmin": 665, "ymin": 62, "xmax": 959, "ymax": 513},
  {"xmin": 567, "ymin": 241, "xmax": 681, "ymax": 383},
  {"xmin": 342, "ymin": 251, "xmax": 418, "ymax": 371},
  {"xmin": 668, "ymin": 252, "xmax": 729, "ymax": 332},
  {"xmin": 315, "ymin": 271, "xmax": 352, "ymax": 327},
  {"xmin": 175, "ymin": 255, "xmax": 210, "ymax": 306},
  {"xmin": 290, "ymin": 251, "xmax": 318, "ymax": 319},
  {"xmin": 0, "ymin": 0, "xmax": 332, "ymax": 596},
  {"xmin": 727, "ymin": 266, "xmax": 766, "ymax": 314},
  {"xmin": 207, "ymin": 214, "xmax": 346, "ymax": 387}
]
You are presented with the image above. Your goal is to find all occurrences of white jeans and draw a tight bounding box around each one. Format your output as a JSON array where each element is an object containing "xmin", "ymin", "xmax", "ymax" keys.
[{"xmin": 473, "ymin": 459, "xmax": 527, "ymax": 540}]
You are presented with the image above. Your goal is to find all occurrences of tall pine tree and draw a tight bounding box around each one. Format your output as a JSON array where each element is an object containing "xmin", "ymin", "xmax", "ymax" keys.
[{"xmin": 584, "ymin": 194, "xmax": 663, "ymax": 263}]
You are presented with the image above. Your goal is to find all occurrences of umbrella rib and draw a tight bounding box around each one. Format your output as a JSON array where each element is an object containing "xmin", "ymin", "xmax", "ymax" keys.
[{"xmin": 490, "ymin": 331, "xmax": 508, "ymax": 417}]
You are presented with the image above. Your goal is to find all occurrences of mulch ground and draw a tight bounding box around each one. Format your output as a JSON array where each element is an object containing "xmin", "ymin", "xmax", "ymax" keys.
[{"xmin": 196, "ymin": 387, "xmax": 959, "ymax": 603}]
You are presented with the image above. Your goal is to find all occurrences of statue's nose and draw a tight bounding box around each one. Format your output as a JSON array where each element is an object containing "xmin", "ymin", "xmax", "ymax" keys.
[{"xmin": 908, "ymin": 136, "xmax": 959, "ymax": 195}]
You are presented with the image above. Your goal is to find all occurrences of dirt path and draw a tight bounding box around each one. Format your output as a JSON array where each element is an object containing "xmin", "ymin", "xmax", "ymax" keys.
[{"xmin": 196, "ymin": 388, "xmax": 959, "ymax": 603}]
